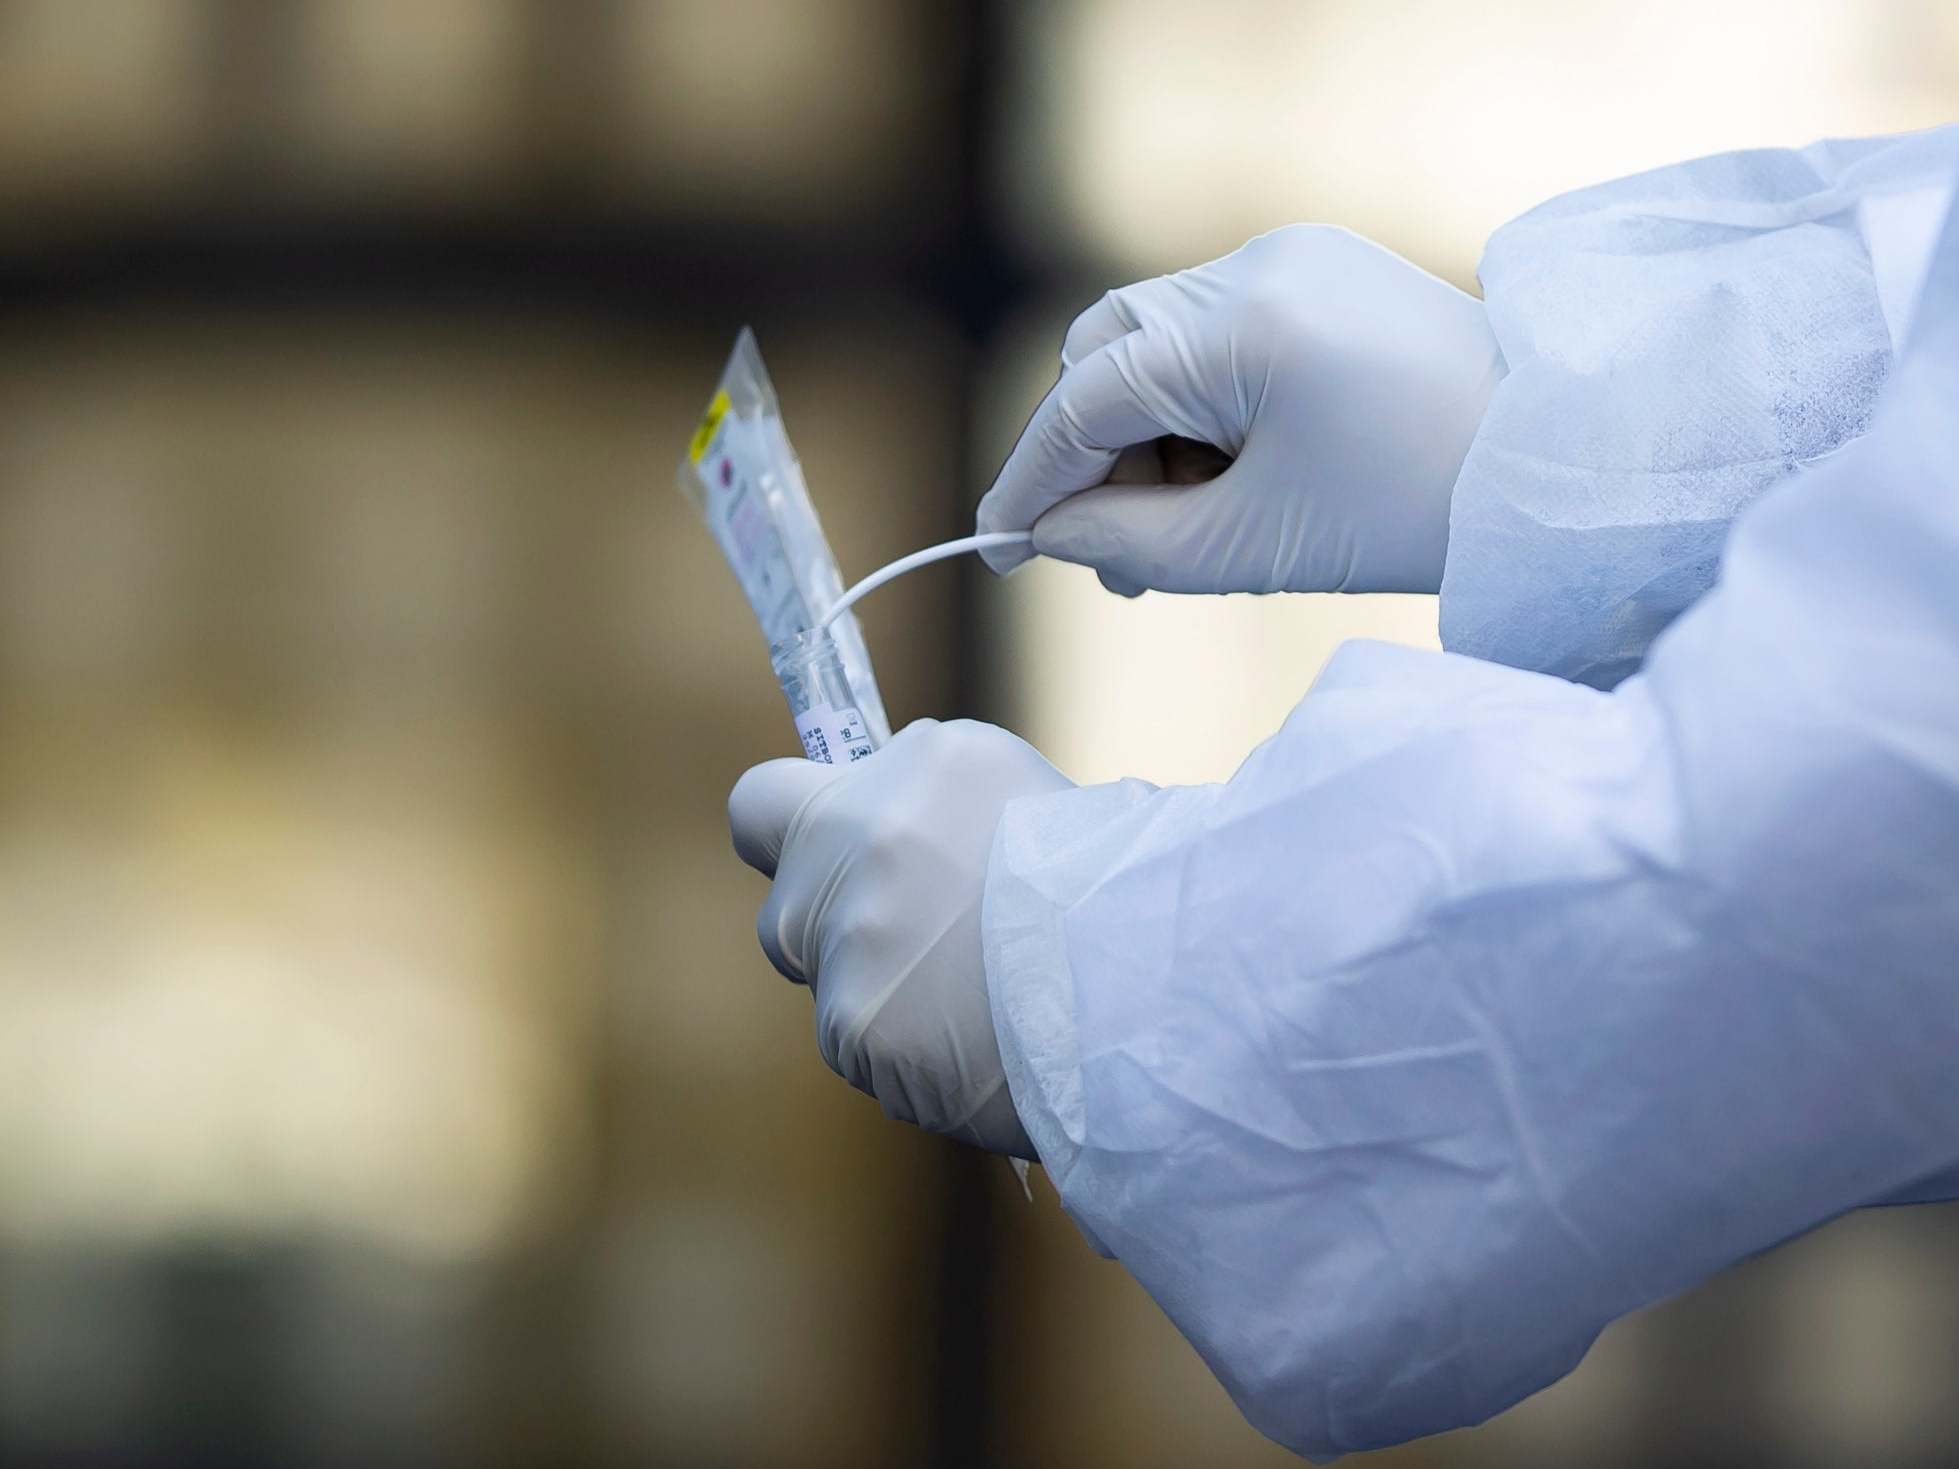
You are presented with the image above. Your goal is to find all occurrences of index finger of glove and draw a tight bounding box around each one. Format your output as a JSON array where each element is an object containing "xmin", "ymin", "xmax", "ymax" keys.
[
  {"xmin": 975, "ymin": 337, "xmax": 1184, "ymax": 572},
  {"xmin": 728, "ymin": 758, "xmax": 844, "ymax": 877},
  {"xmin": 1059, "ymin": 274, "xmax": 1189, "ymax": 368}
]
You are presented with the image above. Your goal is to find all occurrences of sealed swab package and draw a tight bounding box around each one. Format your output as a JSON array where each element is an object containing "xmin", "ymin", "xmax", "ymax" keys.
[{"xmin": 678, "ymin": 329, "xmax": 890, "ymax": 763}]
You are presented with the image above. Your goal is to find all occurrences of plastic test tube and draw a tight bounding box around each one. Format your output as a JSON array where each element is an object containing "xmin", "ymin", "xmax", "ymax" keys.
[{"xmin": 770, "ymin": 626, "xmax": 878, "ymax": 765}]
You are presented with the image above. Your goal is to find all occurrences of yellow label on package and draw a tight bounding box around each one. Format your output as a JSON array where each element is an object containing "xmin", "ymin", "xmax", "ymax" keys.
[{"xmin": 689, "ymin": 388, "xmax": 731, "ymax": 464}]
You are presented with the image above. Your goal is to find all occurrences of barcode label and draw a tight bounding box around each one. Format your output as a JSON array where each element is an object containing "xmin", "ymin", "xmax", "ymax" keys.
[{"xmin": 794, "ymin": 703, "xmax": 876, "ymax": 764}]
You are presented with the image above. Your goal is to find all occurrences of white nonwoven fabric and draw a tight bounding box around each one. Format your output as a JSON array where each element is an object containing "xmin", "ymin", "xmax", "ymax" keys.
[
  {"xmin": 983, "ymin": 142, "xmax": 1959, "ymax": 1459},
  {"xmin": 1442, "ymin": 125, "xmax": 1958, "ymax": 688}
]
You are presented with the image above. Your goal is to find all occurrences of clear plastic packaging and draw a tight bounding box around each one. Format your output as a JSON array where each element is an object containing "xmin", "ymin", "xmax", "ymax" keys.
[
  {"xmin": 770, "ymin": 626, "xmax": 877, "ymax": 764},
  {"xmin": 678, "ymin": 329, "xmax": 890, "ymax": 752}
]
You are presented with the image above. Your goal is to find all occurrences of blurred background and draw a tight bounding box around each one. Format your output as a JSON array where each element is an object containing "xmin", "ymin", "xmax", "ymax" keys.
[{"xmin": 1, "ymin": 1, "xmax": 1956, "ymax": 1464}]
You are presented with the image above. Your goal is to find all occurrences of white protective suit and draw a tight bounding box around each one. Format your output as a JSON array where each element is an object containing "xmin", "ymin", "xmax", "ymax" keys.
[{"xmin": 983, "ymin": 128, "xmax": 1959, "ymax": 1458}]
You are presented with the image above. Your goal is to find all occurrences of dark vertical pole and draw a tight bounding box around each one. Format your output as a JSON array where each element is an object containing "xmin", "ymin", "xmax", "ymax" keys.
[{"xmin": 925, "ymin": 5, "xmax": 1028, "ymax": 1467}]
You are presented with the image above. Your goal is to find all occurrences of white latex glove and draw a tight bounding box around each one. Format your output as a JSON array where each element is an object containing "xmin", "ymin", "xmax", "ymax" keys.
[
  {"xmin": 977, "ymin": 224, "xmax": 1505, "ymax": 596},
  {"xmin": 728, "ymin": 719, "xmax": 1072, "ymax": 1158}
]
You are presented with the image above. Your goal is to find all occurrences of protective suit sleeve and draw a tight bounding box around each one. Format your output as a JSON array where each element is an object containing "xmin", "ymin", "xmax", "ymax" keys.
[
  {"xmin": 982, "ymin": 196, "xmax": 1959, "ymax": 1460},
  {"xmin": 1442, "ymin": 125, "xmax": 1959, "ymax": 689}
]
